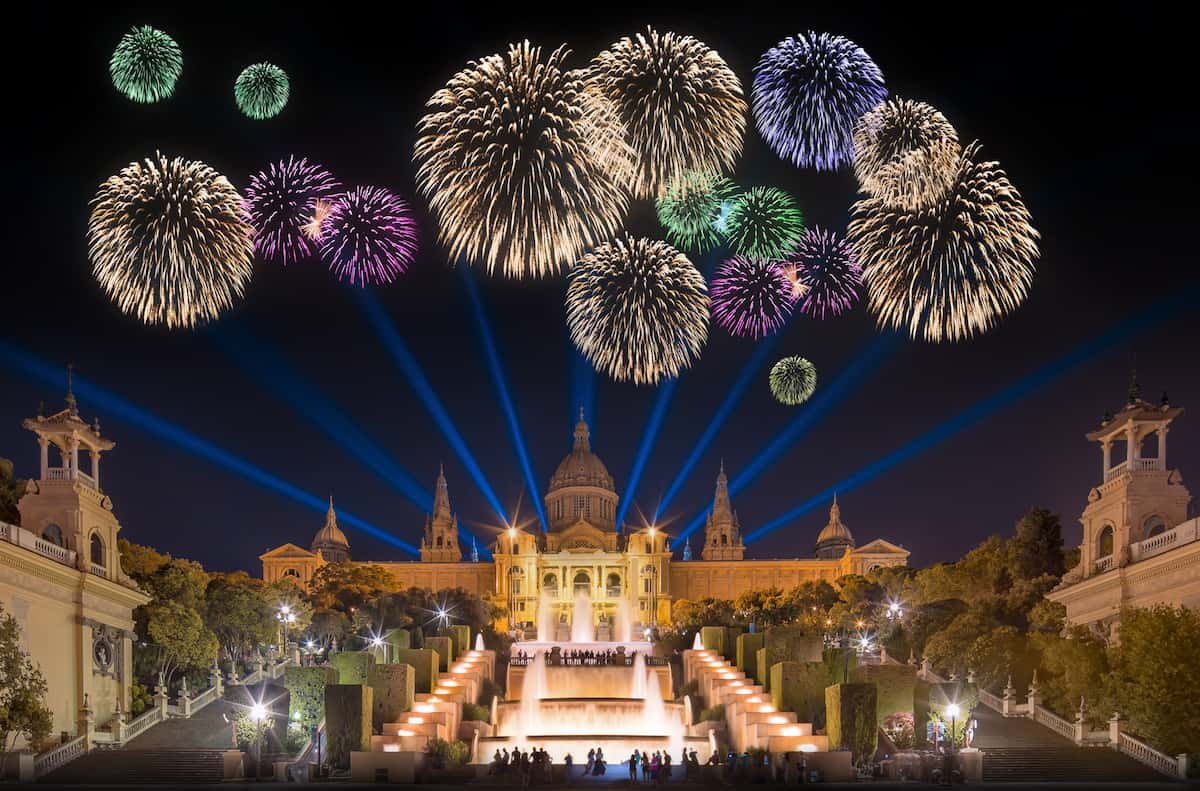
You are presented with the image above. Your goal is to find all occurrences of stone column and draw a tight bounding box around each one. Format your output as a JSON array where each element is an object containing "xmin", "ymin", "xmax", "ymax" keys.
[
  {"xmin": 69, "ymin": 436, "xmax": 80, "ymax": 479},
  {"xmin": 1026, "ymin": 671, "xmax": 1041, "ymax": 716},
  {"xmin": 211, "ymin": 661, "xmax": 223, "ymax": 697},
  {"xmin": 1073, "ymin": 698, "xmax": 1087, "ymax": 745},
  {"xmin": 1176, "ymin": 754, "xmax": 1190, "ymax": 780},
  {"xmin": 180, "ymin": 677, "xmax": 192, "ymax": 718},
  {"xmin": 1102, "ymin": 440, "xmax": 1111, "ymax": 478},
  {"xmin": 90, "ymin": 450, "xmax": 100, "ymax": 490},
  {"xmin": 39, "ymin": 436, "xmax": 49, "ymax": 479},
  {"xmin": 156, "ymin": 673, "xmax": 170, "ymax": 718},
  {"xmin": 1002, "ymin": 676, "xmax": 1016, "ymax": 716},
  {"xmin": 1108, "ymin": 712, "xmax": 1122, "ymax": 748},
  {"xmin": 1125, "ymin": 426, "xmax": 1136, "ymax": 466},
  {"xmin": 1158, "ymin": 426, "xmax": 1168, "ymax": 465}
]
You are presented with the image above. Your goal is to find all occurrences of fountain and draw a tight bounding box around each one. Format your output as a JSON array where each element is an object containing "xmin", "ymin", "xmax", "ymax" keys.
[
  {"xmin": 631, "ymin": 653, "xmax": 647, "ymax": 699},
  {"xmin": 570, "ymin": 589, "xmax": 594, "ymax": 643},
  {"xmin": 475, "ymin": 633, "xmax": 485, "ymax": 651},
  {"xmin": 537, "ymin": 590, "xmax": 557, "ymax": 642},
  {"xmin": 614, "ymin": 598, "xmax": 633, "ymax": 643},
  {"xmin": 692, "ymin": 632, "xmax": 703, "ymax": 650}
]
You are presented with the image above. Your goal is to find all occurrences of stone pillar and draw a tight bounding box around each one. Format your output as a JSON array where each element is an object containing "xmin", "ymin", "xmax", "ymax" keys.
[
  {"xmin": 1176, "ymin": 754, "xmax": 1190, "ymax": 779},
  {"xmin": 1125, "ymin": 426, "xmax": 1136, "ymax": 465},
  {"xmin": 39, "ymin": 436, "xmax": 48, "ymax": 479},
  {"xmin": 1073, "ymin": 697, "xmax": 1087, "ymax": 745},
  {"xmin": 966, "ymin": 668, "xmax": 976, "ymax": 685},
  {"xmin": 1108, "ymin": 712, "xmax": 1122, "ymax": 748},
  {"xmin": 1159, "ymin": 426, "xmax": 1168, "ymax": 465},
  {"xmin": 180, "ymin": 677, "xmax": 192, "ymax": 718},
  {"xmin": 920, "ymin": 657, "xmax": 932, "ymax": 679},
  {"xmin": 1102, "ymin": 440, "xmax": 1111, "ymax": 477},
  {"xmin": 211, "ymin": 662, "xmax": 223, "ymax": 697},
  {"xmin": 156, "ymin": 674, "xmax": 170, "ymax": 718},
  {"xmin": 78, "ymin": 693, "xmax": 94, "ymax": 741},
  {"xmin": 1002, "ymin": 676, "xmax": 1016, "ymax": 716},
  {"xmin": 69, "ymin": 436, "xmax": 80, "ymax": 479},
  {"xmin": 90, "ymin": 450, "xmax": 100, "ymax": 489},
  {"xmin": 111, "ymin": 694, "xmax": 126, "ymax": 742},
  {"xmin": 1026, "ymin": 671, "xmax": 1041, "ymax": 715}
]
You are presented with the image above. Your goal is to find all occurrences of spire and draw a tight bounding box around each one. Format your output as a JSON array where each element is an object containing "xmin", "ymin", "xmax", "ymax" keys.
[
  {"xmin": 1128, "ymin": 367, "xmax": 1141, "ymax": 404},
  {"xmin": 326, "ymin": 495, "xmax": 336, "ymax": 525},
  {"xmin": 1161, "ymin": 390, "xmax": 1170, "ymax": 408},
  {"xmin": 712, "ymin": 464, "xmax": 732, "ymax": 521},
  {"xmin": 65, "ymin": 363, "xmax": 77, "ymax": 415},
  {"xmin": 433, "ymin": 466, "xmax": 451, "ymax": 518},
  {"xmin": 573, "ymin": 408, "xmax": 591, "ymax": 451},
  {"xmin": 682, "ymin": 539, "xmax": 692, "ymax": 561},
  {"xmin": 830, "ymin": 492, "xmax": 840, "ymax": 522},
  {"xmin": 471, "ymin": 537, "xmax": 479, "ymax": 563}
]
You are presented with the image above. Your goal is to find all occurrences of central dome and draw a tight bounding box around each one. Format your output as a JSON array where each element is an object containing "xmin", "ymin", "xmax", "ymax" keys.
[{"xmin": 548, "ymin": 412, "xmax": 615, "ymax": 493}]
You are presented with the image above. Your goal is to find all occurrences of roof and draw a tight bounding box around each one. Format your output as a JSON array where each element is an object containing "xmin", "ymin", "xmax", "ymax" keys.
[
  {"xmin": 259, "ymin": 543, "xmax": 318, "ymax": 560},
  {"xmin": 1086, "ymin": 399, "xmax": 1183, "ymax": 441},
  {"xmin": 815, "ymin": 495, "xmax": 854, "ymax": 548},
  {"xmin": 311, "ymin": 497, "xmax": 349, "ymax": 550},
  {"xmin": 547, "ymin": 413, "xmax": 615, "ymax": 494}
]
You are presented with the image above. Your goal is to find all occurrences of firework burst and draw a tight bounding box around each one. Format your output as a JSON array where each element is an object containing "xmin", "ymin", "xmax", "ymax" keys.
[
  {"xmin": 235, "ymin": 62, "xmax": 290, "ymax": 119},
  {"xmin": 655, "ymin": 171, "xmax": 739, "ymax": 253},
  {"xmin": 244, "ymin": 157, "xmax": 341, "ymax": 265},
  {"xmin": 724, "ymin": 186, "xmax": 805, "ymax": 258},
  {"xmin": 753, "ymin": 32, "xmax": 886, "ymax": 171},
  {"xmin": 566, "ymin": 235, "xmax": 709, "ymax": 386},
  {"xmin": 414, "ymin": 41, "xmax": 635, "ymax": 278},
  {"xmin": 853, "ymin": 98, "xmax": 960, "ymax": 210},
  {"xmin": 784, "ymin": 227, "xmax": 862, "ymax": 319},
  {"xmin": 848, "ymin": 142, "xmax": 1039, "ymax": 342},
  {"xmin": 87, "ymin": 153, "xmax": 253, "ymax": 329},
  {"xmin": 769, "ymin": 356, "xmax": 817, "ymax": 405},
  {"xmin": 320, "ymin": 186, "xmax": 419, "ymax": 286},
  {"xmin": 110, "ymin": 25, "xmax": 183, "ymax": 103},
  {"xmin": 710, "ymin": 256, "xmax": 797, "ymax": 339},
  {"xmin": 587, "ymin": 28, "xmax": 746, "ymax": 199}
]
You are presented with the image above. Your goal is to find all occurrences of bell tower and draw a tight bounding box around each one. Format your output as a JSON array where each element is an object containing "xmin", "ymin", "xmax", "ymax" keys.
[
  {"xmin": 18, "ymin": 368, "xmax": 123, "ymax": 580},
  {"xmin": 702, "ymin": 462, "xmax": 744, "ymax": 560},
  {"xmin": 1078, "ymin": 377, "xmax": 1190, "ymax": 578},
  {"xmin": 421, "ymin": 466, "xmax": 461, "ymax": 561}
]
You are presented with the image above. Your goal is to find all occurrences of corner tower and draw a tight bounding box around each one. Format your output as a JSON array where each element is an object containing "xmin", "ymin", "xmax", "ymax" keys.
[
  {"xmin": 421, "ymin": 466, "xmax": 462, "ymax": 561},
  {"xmin": 702, "ymin": 462, "xmax": 744, "ymax": 560},
  {"xmin": 1078, "ymin": 381, "xmax": 1190, "ymax": 577}
]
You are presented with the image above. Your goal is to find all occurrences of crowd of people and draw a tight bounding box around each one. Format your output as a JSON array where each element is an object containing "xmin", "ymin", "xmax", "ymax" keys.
[
  {"xmin": 510, "ymin": 647, "xmax": 650, "ymax": 667},
  {"xmin": 486, "ymin": 746, "xmax": 555, "ymax": 785}
]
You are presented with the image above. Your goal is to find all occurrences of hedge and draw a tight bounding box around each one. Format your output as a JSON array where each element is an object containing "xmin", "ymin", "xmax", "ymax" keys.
[
  {"xmin": 284, "ymin": 666, "xmax": 337, "ymax": 730},
  {"xmin": 426, "ymin": 636, "xmax": 454, "ymax": 671},
  {"xmin": 850, "ymin": 663, "xmax": 919, "ymax": 727},
  {"xmin": 825, "ymin": 683, "xmax": 878, "ymax": 765},
  {"xmin": 368, "ymin": 662, "xmax": 415, "ymax": 731},
  {"xmin": 384, "ymin": 627, "xmax": 411, "ymax": 651},
  {"xmin": 770, "ymin": 661, "xmax": 828, "ymax": 730},
  {"xmin": 699, "ymin": 626, "xmax": 726, "ymax": 656},
  {"xmin": 736, "ymin": 633, "xmax": 764, "ymax": 675},
  {"xmin": 756, "ymin": 646, "xmax": 770, "ymax": 692},
  {"xmin": 325, "ymin": 684, "xmax": 372, "ymax": 769},
  {"xmin": 763, "ymin": 625, "xmax": 822, "ymax": 667},
  {"xmin": 393, "ymin": 648, "xmax": 440, "ymax": 693},
  {"xmin": 331, "ymin": 651, "xmax": 375, "ymax": 685},
  {"xmin": 444, "ymin": 624, "xmax": 471, "ymax": 657}
]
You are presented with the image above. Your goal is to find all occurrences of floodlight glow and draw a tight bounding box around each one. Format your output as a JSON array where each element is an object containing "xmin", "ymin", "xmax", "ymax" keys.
[
  {"xmin": 460, "ymin": 266, "xmax": 547, "ymax": 531},
  {"xmin": 946, "ymin": 704, "xmax": 961, "ymax": 718},
  {"xmin": 0, "ymin": 340, "xmax": 420, "ymax": 555},
  {"xmin": 616, "ymin": 376, "xmax": 679, "ymax": 530},
  {"xmin": 250, "ymin": 703, "xmax": 267, "ymax": 721}
]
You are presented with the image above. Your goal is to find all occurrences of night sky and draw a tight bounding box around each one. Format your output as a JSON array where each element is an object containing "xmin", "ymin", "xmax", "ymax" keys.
[{"xmin": 4, "ymin": 4, "xmax": 1197, "ymax": 573}]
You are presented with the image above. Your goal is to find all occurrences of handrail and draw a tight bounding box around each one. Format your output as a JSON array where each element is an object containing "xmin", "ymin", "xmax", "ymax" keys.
[
  {"xmin": 977, "ymin": 688, "xmax": 1002, "ymax": 710},
  {"xmin": 1118, "ymin": 732, "xmax": 1180, "ymax": 778},
  {"xmin": 123, "ymin": 706, "xmax": 164, "ymax": 741},
  {"xmin": 33, "ymin": 733, "xmax": 88, "ymax": 778},
  {"xmin": 1031, "ymin": 704, "xmax": 1076, "ymax": 741},
  {"xmin": 190, "ymin": 683, "xmax": 220, "ymax": 712}
]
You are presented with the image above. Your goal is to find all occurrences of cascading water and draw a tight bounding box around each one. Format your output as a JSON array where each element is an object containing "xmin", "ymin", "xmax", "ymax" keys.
[
  {"xmin": 570, "ymin": 590, "xmax": 594, "ymax": 643},
  {"xmin": 692, "ymin": 632, "xmax": 703, "ymax": 650},
  {"xmin": 643, "ymin": 658, "xmax": 685, "ymax": 756},
  {"xmin": 537, "ymin": 590, "xmax": 557, "ymax": 642},
  {"xmin": 615, "ymin": 599, "xmax": 633, "ymax": 643},
  {"xmin": 518, "ymin": 650, "xmax": 548, "ymax": 739},
  {"xmin": 475, "ymin": 633, "xmax": 485, "ymax": 651},
  {"xmin": 631, "ymin": 653, "xmax": 647, "ymax": 699}
]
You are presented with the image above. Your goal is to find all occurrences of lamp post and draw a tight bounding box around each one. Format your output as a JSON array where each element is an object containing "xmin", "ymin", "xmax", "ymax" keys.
[
  {"xmin": 371, "ymin": 635, "xmax": 389, "ymax": 664},
  {"xmin": 277, "ymin": 605, "xmax": 296, "ymax": 656},
  {"xmin": 507, "ymin": 565, "xmax": 521, "ymax": 635},
  {"xmin": 250, "ymin": 702, "xmax": 267, "ymax": 782},
  {"xmin": 945, "ymin": 703, "xmax": 960, "ymax": 754},
  {"xmin": 642, "ymin": 564, "xmax": 659, "ymax": 629}
]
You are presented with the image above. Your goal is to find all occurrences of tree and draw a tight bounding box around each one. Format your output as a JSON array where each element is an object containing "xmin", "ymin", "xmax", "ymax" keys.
[
  {"xmin": 965, "ymin": 625, "xmax": 1029, "ymax": 689},
  {"xmin": 922, "ymin": 610, "xmax": 991, "ymax": 678},
  {"xmin": 310, "ymin": 609, "xmax": 352, "ymax": 649},
  {"xmin": 0, "ymin": 458, "xmax": 26, "ymax": 526},
  {"xmin": 118, "ymin": 538, "xmax": 172, "ymax": 582},
  {"xmin": 1105, "ymin": 605, "xmax": 1200, "ymax": 754},
  {"xmin": 142, "ymin": 558, "xmax": 209, "ymax": 612},
  {"xmin": 671, "ymin": 598, "xmax": 736, "ymax": 629},
  {"xmin": 1032, "ymin": 626, "xmax": 1109, "ymax": 724},
  {"xmin": 204, "ymin": 574, "xmax": 276, "ymax": 666},
  {"xmin": 0, "ymin": 604, "xmax": 52, "ymax": 760},
  {"xmin": 308, "ymin": 561, "xmax": 397, "ymax": 612},
  {"xmin": 143, "ymin": 600, "xmax": 219, "ymax": 686},
  {"xmin": 1011, "ymin": 507, "xmax": 1065, "ymax": 581}
]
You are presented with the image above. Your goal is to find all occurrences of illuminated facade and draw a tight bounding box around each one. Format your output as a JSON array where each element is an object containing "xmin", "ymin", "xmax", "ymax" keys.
[{"xmin": 261, "ymin": 413, "xmax": 909, "ymax": 628}]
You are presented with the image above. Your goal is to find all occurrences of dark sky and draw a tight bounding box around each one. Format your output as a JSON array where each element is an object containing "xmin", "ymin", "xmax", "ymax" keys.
[{"xmin": 4, "ymin": 4, "xmax": 1197, "ymax": 573}]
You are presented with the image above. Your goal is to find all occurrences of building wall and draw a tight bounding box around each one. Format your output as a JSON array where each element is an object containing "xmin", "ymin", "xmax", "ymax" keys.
[{"xmin": 373, "ymin": 561, "xmax": 496, "ymax": 596}]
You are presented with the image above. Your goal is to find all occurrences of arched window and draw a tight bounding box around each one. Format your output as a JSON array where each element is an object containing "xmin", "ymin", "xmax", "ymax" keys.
[
  {"xmin": 543, "ymin": 573, "xmax": 558, "ymax": 590},
  {"xmin": 90, "ymin": 533, "xmax": 104, "ymax": 566},
  {"xmin": 721, "ymin": 533, "xmax": 728, "ymax": 546},
  {"xmin": 436, "ymin": 535, "xmax": 443, "ymax": 547},
  {"xmin": 1143, "ymin": 515, "xmax": 1166, "ymax": 539},
  {"xmin": 573, "ymin": 572, "xmax": 590, "ymax": 594},
  {"xmin": 283, "ymin": 568, "xmax": 300, "ymax": 578},
  {"xmin": 1097, "ymin": 525, "xmax": 1114, "ymax": 558},
  {"xmin": 41, "ymin": 524, "xmax": 64, "ymax": 547},
  {"xmin": 606, "ymin": 573, "xmax": 621, "ymax": 595}
]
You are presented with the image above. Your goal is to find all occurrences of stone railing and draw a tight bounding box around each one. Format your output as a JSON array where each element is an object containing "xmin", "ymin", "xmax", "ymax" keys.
[
  {"xmin": 1094, "ymin": 555, "xmax": 1115, "ymax": 573},
  {"xmin": 89, "ymin": 561, "xmax": 107, "ymax": 577},
  {"xmin": 1130, "ymin": 517, "xmax": 1198, "ymax": 562},
  {"xmin": 1104, "ymin": 461, "xmax": 1129, "ymax": 482},
  {"xmin": 977, "ymin": 687, "xmax": 1003, "ymax": 711},
  {"xmin": 1031, "ymin": 703, "xmax": 1075, "ymax": 740},
  {"xmin": 1, "ymin": 519, "xmax": 78, "ymax": 567},
  {"xmin": 33, "ymin": 733, "xmax": 88, "ymax": 778},
  {"xmin": 1118, "ymin": 732, "xmax": 1183, "ymax": 778},
  {"xmin": 123, "ymin": 706, "xmax": 164, "ymax": 741},
  {"xmin": 45, "ymin": 467, "xmax": 72, "ymax": 482}
]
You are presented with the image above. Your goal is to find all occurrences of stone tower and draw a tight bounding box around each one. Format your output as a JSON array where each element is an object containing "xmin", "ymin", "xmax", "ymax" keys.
[
  {"xmin": 421, "ymin": 466, "xmax": 461, "ymax": 562},
  {"xmin": 702, "ymin": 462, "xmax": 744, "ymax": 560}
]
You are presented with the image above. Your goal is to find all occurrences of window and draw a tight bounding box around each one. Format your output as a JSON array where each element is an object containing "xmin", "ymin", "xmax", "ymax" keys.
[
  {"xmin": 543, "ymin": 573, "xmax": 558, "ymax": 590},
  {"xmin": 721, "ymin": 533, "xmax": 728, "ymax": 546},
  {"xmin": 1143, "ymin": 515, "xmax": 1166, "ymax": 539},
  {"xmin": 41, "ymin": 524, "xmax": 64, "ymax": 547},
  {"xmin": 283, "ymin": 568, "xmax": 301, "ymax": 578},
  {"xmin": 643, "ymin": 578, "xmax": 651, "ymax": 594},
  {"xmin": 436, "ymin": 535, "xmax": 443, "ymax": 547},
  {"xmin": 573, "ymin": 572, "xmax": 590, "ymax": 594},
  {"xmin": 90, "ymin": 533, "xmax": 104, "ymax": 566},
  {"xmin": 606, "ymin": 573, "xmax": 621, "ymax": 595},
  {"xmin": 1097, "ymin": 525, "xmax": 1114, "ymax": 558}
]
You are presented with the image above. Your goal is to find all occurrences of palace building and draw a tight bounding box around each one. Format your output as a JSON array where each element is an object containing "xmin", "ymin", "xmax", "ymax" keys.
[
  {"xmin": 261, "ymin": 412, "xmax": 909, "ymax": 629},
  {"xmin": 1049, "ymin": 385, "xmax": 1199, "ymax": 632},
  {"xmin": 0, "ymin": 385, "xmax": 149, "ymax": 748}
]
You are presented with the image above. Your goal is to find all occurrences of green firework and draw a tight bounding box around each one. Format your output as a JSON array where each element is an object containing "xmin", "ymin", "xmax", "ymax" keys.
[
  {"xmin": 655, "ymin": 171, "xmax": 739, "ymax": 253},
  {"xmin": 769, "ymin": 356, "xmax": 817, "ymax": 405},
  {"xmin": 725, "ymin": 186, "xmax": 805, "ymax": 258},
  {"xmin": 110, "ymin": 25, "xmax": 183, "ymax": 103},
  {"xmin": 235, "ymin": 63, "xmax": 289, "ymax": 119}
]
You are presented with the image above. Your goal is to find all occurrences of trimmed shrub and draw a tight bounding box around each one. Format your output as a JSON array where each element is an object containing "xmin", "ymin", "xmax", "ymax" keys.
[
  {"xmin": 383, "ymin": 627, "xmax": 411, "ymax": 651},
  {"xmin": 284, "ymin": 666, "xmax": 337, "ymax": 730},
  {"xmin": 461, "ymin": 702, "xmax": 490, "ymax": 723},
  {"xmin": 699, "ymin": 626, "xmax": 726, "ymax": 655},
  {"xmin": 393, "ymin": 649, "xmax": 439, "ymax": 693},
  {"xmin": 477, "ymin": 677, "xmax": 503, "ymax": 707},
  {"xmin": 770, "ymin": 661, "xmax": 828, "ymax": 729},
  {"xmin": 325, "ymin": 684, "xmax": 372, "ymax": 769},
  {"xmin": 426, "ymin": 737, "xmax": 470, "ymax": 768},
  {"xmin": 756, "ymin": 646, "xmax": 770, "ymax": 691},
  {"xmin": 825, "ymin": 683, "xmax": 878, "ymax": 765},
  {"xmin": 850, "ymin": 663, "xmax": 919, "ymax": 727},
  {"xmin": 764, "ymin": 625, "xmax": 822, "ymax": 666},
  {"xmin": 368, "ymin": 663, "xmax": 415, "ymax": 731},
  {"xmin": 331, "ymin": 651, "xmax": 375, "ymax": 685},
  {"xmin": 426, "ymin": 636, "xmax": 454, "ymax": 671},
  {"xmin": 736, "ymin": 632, "xmax": 764, "ymax": 674},
  {"xmin": 444, "ymin": 624, "xmax": 471, "ymax": 656},
  {"xmin": 698, "ymin": 703, "xmax": 726, "ymax": 723}
]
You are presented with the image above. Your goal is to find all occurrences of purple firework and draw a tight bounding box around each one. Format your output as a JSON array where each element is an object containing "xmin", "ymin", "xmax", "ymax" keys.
[
  {"xmin": 785, "ymin": 227, "xmax": 862, "ymax": 319},
  {"xmin": 244, "ymin": 157, "xmax": 341, "ymax": 265},
  {"xmin": 710, "ymin": 255, "xmax": 797, "ymax": 339},
  {"xmin": 320, "ymin": 186, "xmax": 419, "ymax": 286},
  {"xmin": 753, "ymin": 32, "xmax": 886, "ymax": 171}
]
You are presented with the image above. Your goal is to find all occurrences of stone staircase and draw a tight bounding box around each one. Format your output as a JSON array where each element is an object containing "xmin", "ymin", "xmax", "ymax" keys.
[
  {"xmin": 973, "ymin": 705, "xmax": 1167, "ymax": 783},
  {"xmin": 36, "ymin": 748, "xmax": 226, "ymax": 784}
]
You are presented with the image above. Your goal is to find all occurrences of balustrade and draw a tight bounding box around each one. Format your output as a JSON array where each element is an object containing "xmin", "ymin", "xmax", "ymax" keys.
[
  {"xmin": 89, "ymin": 562, "xmax": 107, "ymax": 578},
  {"xmin": 1094, "ymin": 555, "xmax": 1115, "ymax": 573},
  {"xmin": 34, "ymin": 734, "xmax": 88, "ymax": 778}
]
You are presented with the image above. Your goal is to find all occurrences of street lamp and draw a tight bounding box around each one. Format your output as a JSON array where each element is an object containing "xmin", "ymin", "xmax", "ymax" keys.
[
  {"xmin": 945, "ymin": 703, "xmax": 961, "ymax": 754},
  {"xmin": 250, "ymin": 702, "xmax": 268, "ymax": 782},
  {"xmin": 886, "ymin": 601, "xmax": 903, "ymax": 620},
  {"xmin": 370, "ymin": 635, "xmax": 389, "ymax": 664},
  {"xmin": 277, "ymin": 605, "xmax": 297, "ymax": 655}
]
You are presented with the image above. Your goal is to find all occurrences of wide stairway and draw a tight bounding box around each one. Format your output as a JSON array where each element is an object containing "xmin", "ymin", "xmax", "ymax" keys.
[
  {"xmin": 972, "ymin": 704, "xmax": 1167, "ymax": 783},
  {"xmin": 36, "ymin": 748, "xmax": 225, "ymax": 784}
]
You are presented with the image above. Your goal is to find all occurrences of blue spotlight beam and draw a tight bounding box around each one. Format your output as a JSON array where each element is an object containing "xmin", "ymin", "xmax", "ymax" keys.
[
  {"xmin": 0, "ymin": 340, "xmax": 420, "ymax": 556},
  {"xmin": 654, "ymin": 336, "xmax": 779, "ymax": 522},
  {"xmin": 211, "ymin": 323, "xmax": 432, "ymax": 511},
  {"xmin": 355, "ymin": 288, "xmax": 509, "ymax": 544},
  {"xmin": 615, "ymin": 377, "xmax": 680, "ymax": 531},
  {"xmin": 671, "ymin": 334, "xmax": 900, "ymax": 547},
  {"xmin": 459, "ymin": 266, "xmax": 548, "ymax": 532},
  {"xmin": 571, "ymin": 347, "xmax": 596, "ymax": 429},
  {"xmin": 745, "ymin": 283, "xmax": 1200, "ymax": 543}
]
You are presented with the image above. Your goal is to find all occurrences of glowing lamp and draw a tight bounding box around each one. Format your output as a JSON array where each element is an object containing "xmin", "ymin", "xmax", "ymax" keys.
[
  {"xmin": 396, "ymin": 729, "xmax": 415, "ymax": 737},
  {"xmin": 735, "ymin": 688, "xmax": 752, "ymax": 695},
  {"xmin": 759, "ymin": 705, "xmax": 775, "ymax": 713},
  {"xmin": 383, "ymin": 744, "xmax": 400, "ymax": 753},
  {"xmin": 250, "ymin": 703, "xmax": 267, "ymax": 722},
  {"xmin": 417, "ymin": 704, "xmax": 435, "ymax": 713},
  {"xmin": 798, "ymin": 744, "xmax": 818, "ymax": 753},
  {"xmin": 747, "ymin": 697, "xmax": 762, "ymax": 704},
  {"xmin": 768, "ymin": 715, "xmax": 788, "ymax": 725},
  {"xmin": 946, "ymin": 704, "xmax": 961, "ymax": 718},
  {"xmin": 407, "ymin": 716, "xmax": 424, "ymax": 724},
  {"xmin": 783, "ymin": 726, "xmax": 802, "ymax": 737}
]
